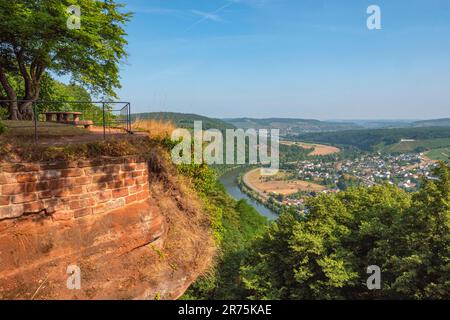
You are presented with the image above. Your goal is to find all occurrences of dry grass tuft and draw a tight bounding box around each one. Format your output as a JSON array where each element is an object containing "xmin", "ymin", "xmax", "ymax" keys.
[
  {"xmin": 132, "ymin": 118, "xmax": 176, "ymax": 140},
  {"xmin": 145, "ymin": 147, "xmax": 216, "ymax": 286}
]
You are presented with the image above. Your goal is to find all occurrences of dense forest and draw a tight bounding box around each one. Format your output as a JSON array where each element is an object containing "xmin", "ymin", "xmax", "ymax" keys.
[{"xmin": 182, "ymin": 161, "xmax": 450, "ymax": 300}]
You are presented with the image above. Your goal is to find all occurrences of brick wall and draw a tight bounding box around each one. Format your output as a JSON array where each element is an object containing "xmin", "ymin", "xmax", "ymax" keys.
[{"xmin": 0, "ymin": 156, "xmax": 150, "ymax": 221}]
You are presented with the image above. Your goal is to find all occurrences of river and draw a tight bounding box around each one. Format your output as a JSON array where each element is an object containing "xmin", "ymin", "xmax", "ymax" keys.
[{"xmin": 219, "ymin": 168, "xmax": 278, "ymax": 221}]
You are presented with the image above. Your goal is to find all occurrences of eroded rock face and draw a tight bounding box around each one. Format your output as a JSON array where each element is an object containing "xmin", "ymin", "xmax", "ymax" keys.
[
  {"xmin": 0, "ymin": 201, "xmax": 170, "ymax": 299},
  {"xmin": 0, "ymin": 155, "xmax": 215, "ymax": 300}
]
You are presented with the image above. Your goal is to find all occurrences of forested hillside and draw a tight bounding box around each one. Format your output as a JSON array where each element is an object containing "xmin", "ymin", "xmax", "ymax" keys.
[
  {"xmin": 295, "ymin": 126, "xmax": 450, "ymax": 151},
  {"xmin": 223, "ymin": 118, "xmax": 362, "ymax": 135}
]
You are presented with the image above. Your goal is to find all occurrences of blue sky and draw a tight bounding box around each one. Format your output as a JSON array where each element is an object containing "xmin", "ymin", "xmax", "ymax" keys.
[{"xmin": 116, "ymin": 0, "xmax": 450, "ymax": 120}]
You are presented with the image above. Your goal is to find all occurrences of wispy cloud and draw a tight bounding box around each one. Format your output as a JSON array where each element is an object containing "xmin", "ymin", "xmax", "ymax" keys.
[
  {"xmin": 183, "ymin": 1, "xmax": 236, "ymax": 34},
  {"xmin": 191, "ymin": 10, "xmax": 224, "ymax": 22}
]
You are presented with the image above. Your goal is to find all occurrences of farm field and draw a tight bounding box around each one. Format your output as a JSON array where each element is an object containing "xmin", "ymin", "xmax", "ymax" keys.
[
  {"xmin": 281, "ymin": 141, "xmax": 340, "ymax": 156},
  {"xmin": 426, "ymin": 147, "xmax": 450, "ymax": 161},
  {"xmin": 381, "ymin": 137, "xmax": 450, "ymax": 153},
  {"xmin": 243, "ymin": 168, "xmax": 326, "ymax": 196}
]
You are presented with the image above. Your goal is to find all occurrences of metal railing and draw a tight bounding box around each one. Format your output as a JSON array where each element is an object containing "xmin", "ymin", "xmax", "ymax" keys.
[{"xmin": 0, "ymin": 100, "xmax": 132, "ymax": 142}]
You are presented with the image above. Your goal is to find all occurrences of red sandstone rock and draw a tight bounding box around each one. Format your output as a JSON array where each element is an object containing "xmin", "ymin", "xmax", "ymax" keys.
[{"xmin": 0, "ymin": 157, "xmax": 208, "ymax": 300}]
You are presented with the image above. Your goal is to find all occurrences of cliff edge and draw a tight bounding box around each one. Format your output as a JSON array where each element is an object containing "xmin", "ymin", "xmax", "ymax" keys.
[{"xmin": 0, "ymin": 143, "xmax": 215, "ymax": 299}]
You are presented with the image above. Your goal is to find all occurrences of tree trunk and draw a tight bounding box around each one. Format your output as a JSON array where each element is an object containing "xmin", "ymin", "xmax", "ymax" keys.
[
  {"xmin": 0, "ymin": 64, "xmax": 19, "ymax": 120},
  {"xmin": 16, "ymin": 49, "xmax": 41, "ymax": 120}
]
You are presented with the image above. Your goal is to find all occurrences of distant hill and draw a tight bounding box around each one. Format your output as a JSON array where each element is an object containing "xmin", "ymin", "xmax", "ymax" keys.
[
  {"xmin": 412, "ymin": 118, "xmax": 450, "ymax": 127},
  {"xmin": 132, "ymin": 112, "xmax": 235, "ymax": 131},
  {"xmin": 295, "ymin": 126, "xmax": 450, "ymax": 152},
  {"xmin": 223, "ymin": 118, "xmax": 362, "ymax": 135},
  {"xmin": 337, "ymin": 120, "xmax": 414, "ymax": 129},
  {"xmin": 313, "ymin": 118, "xmax": 450, "ymax": 129}
]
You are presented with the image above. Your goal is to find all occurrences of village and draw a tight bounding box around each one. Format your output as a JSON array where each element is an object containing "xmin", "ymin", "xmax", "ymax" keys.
[
  {"xmin": 280, "ymin": 152, "xmax": 439, "ymax": 207},
  {"xmin": 240, "ymin": 150, "xmax": 441, "ymax": 210}
]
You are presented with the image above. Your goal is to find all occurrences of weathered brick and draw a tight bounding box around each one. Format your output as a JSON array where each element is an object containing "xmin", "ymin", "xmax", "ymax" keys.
[
  {"xmin": 15, "ymin": 173, "xmax": 38, "ymax": 183},
  {"xmin": 85, "ymin": 165, "xmax": 121, "ymax": 175},
  {"xmin": 38, "ymin": 190, "xmax": 53, "ymax": 199},
  {"xmin": 77, "ymin": 160, "xmax": 94, "ymax": 168},
  {"xmin": 135, "ymin": 176, "xmax": 147, "ymax": 185},
  {"xmin": 0, "ymin": 173, "xmax": 15, "ymax": 184},
  {"xmin": 95, "ymin": 190, "xmax": 112, "ymax": 203},
  {"xmin": 121, "ymin": 164, "xmax": 136, "ymax": 172},
  {"xmin": 48, "ymin": 179, "xmax": 65, "ymax": 189},
  {"xmin": 86, "ymin": 183, "xmax": 107, "ymax": 192},
  {"xmin": 61, "ymin": 169, "xmax": 83, "ymax": 177},
  {"xmin": 74, "ymin": 176, "xmax": 92, "ymax": 185},
  {"xmin": 107, "ymin": 180, "xmax": 124, "ymax": 189},
  {"xmin": 125, "ymin": 194, "xmax": 137, "ymax": 204},
  {"xmin": 40, "ymin": 162, "xmax": 75, "ymax": 170},
  {"xmin": 107, "ymin": 157, "xmax": 127, "ymax": 164},
  {"xmin": 131, "ymin": 171, "xmax": 144, "ymax": 178},
  {"xmin": 112, "ymin": 187, "xmax": 128, "ymax": 199},
  {"xmin": 40, "ymin": 170, "xmax": 62, "ymax": 180},
  {"xmin": 123, "ymin": 178, "xmax": 136, "ymax": 187},
  {"xmin": 69, "ymin": 200, "xmax": 82, "ymax": 210},
  {"xmin": 54, "ymin": 186, "xmax": 83, "ymax": 197},
  {"xmin": 135, "ymin": 163, "xmax": 148, "ymax": 170},
  {"xmin": 92, "ymin": 174, "xmax": 115, "ymax": 183},
  {"xmin": 136, "ymin": 190, "xmax": 149, "ymax": 201},
  {"xmin": 23, "ymin": 201, "xmax": 43, "ymax": 212},
  {"xmin": 77, "ymin": 158, "xmax": 108, "ymax": 168},
  {"xmin": 26, "ymin": 181, "xmax": 49, "ymax": 193},
  {"xmin": 0, "ymin": 204, "xmax": 24, "ymax": 220},
  {"xmin": 43, "ymin": 199, "xmax": 60, "ymax": 211},
  {"xmin": 52, "ymin": 211, "xmax": 73, "ymax": 221},
  {"xmin": 12, "ymin": 193, "xmax": 38, "ymax": 204},
  {"xmin": 70, "ymin": 198, "xmax": 95, "ymax": 210},
  {"xmin": 1, "ymin": 164, "xmax": 23, "ymax": 173},
  {"xmin": 92, "ymin": 204, "xmax": 106, "ymax": 215},
  {"xmin": 0, "ymin": 196, "xmax": 10, "ymax": 206},
  {"xmin": 105, "ymin": 198, "xmax": 125, "ymax": 211},
  {"xmin": 2, "ymin": 164, "xmax": 39, "ymax": 173},
  {"xmin": 128, "ymin": 185, "xmax": 142, "ymax": 194},
  {"xmin": 73, "ymin": 208, "xmax": 92, "ymax": 218},
  {"xmin": 2, "ymin": 184, "xmax": 26, "ymax": 195}
]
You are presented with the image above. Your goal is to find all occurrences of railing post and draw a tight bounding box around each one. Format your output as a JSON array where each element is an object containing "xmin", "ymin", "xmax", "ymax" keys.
[
  {"xmin": 102, "ymin": 102, "xmax": 106, "ymax": 140},
  {"xmin": 34, "ymin": 102, "xmax": 38, "ymax": 143},
  {"xmin": 128, "ymin": 103, "xmax": 131, "ymax": 133}
]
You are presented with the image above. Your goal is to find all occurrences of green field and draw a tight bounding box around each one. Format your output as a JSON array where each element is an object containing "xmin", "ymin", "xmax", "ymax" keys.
[{"xmin": 426, "ymin": 147, "xmax": 450, "ymax": 161}]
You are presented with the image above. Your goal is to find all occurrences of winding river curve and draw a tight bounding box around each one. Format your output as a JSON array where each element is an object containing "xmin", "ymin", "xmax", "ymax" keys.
[{"xmin": 219, "ymin": 168, "xmax": 278, "ymax": 221}]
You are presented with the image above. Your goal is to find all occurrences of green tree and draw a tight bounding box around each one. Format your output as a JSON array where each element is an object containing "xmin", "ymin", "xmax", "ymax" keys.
[
  {"xmin": 240, "ymin": 163, "xmax": 450, "ymax": 300},
  {"xmin": 0, "ymin": 0, "xmax": 131, "ymax": 119},
  {"xmin": 385, "ymin": 163, "xmax": 450, "ymax": 299}
]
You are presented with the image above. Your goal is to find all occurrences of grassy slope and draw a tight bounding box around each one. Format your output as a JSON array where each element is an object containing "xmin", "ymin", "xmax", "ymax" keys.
[
  {"xmin": 180, "ymin": 170, "xmax": 268, "ymax": 300},
  {"xmin": 380, "ymin": 137, "xmax": 450, "ymax": 153},
  {"xmin": 132, "ymin": 112, "xmax": 235, "ymax": 131}
]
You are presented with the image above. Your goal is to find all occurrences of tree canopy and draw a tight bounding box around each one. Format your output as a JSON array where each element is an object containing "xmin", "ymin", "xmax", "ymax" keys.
[
  {"xmin": 0, "ymin": 0, "xmax": 131, "ymax": 119},
  {"xmin": 240, "ymin": 163, "xmax": 450, "ymax": 299}
]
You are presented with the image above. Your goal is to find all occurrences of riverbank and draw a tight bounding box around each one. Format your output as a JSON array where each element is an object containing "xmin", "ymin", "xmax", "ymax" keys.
[{"xmin": 219, "ymin": 168, "xmax": 278, "ymax": 220}]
